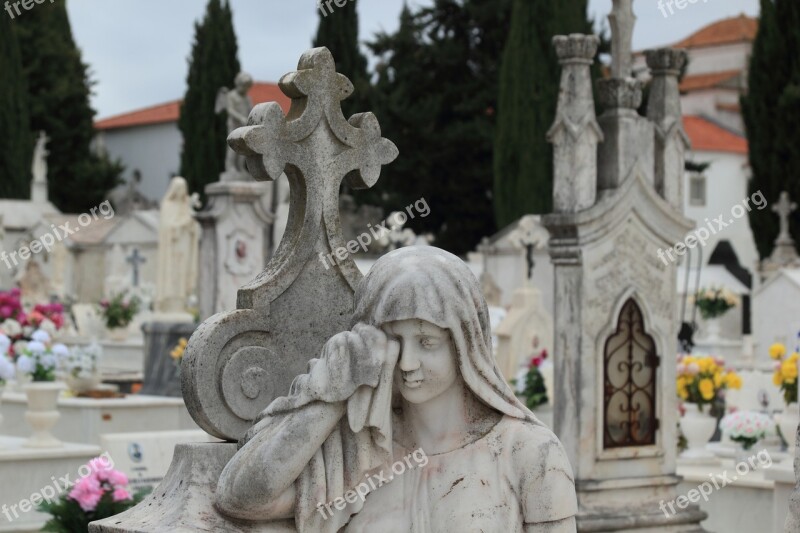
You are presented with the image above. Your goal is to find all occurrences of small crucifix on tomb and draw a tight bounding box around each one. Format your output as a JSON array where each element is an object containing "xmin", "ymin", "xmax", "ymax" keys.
[
  {"xmin": 508, "ymin": 216, "xmax": 543, "ymax": 283},
  {"xmin": 126, "ymin": 248, "xmax": 146, "ymax": 287},
  {"xmin": 774, "ymin": 191, "xmax": 797, "ymax": 242}
]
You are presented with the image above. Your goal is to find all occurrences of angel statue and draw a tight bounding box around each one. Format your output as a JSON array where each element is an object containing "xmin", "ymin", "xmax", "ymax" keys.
[
  {"xmin": 216, "ymin": 71, "xmax": 254, "ymax": 181},
  {"xmin": 215, "ymin": 246, "xmax": 578, "ymax": 532}
]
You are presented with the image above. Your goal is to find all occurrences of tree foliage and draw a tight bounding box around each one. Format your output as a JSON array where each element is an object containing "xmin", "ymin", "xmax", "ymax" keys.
[
  {"xmin": 178, "ymin": 0, "xmax": 241, "ymax": 202},
  {"xmin": 0, "ymin": 16, "xmax": 32, "ymax": 199},
  {"xmin": 14, "ymin": 1, "xmax": 122, "ymax": 212},
  {"xmin": 742, "ymin": 0, "xmax": 800, "ymax": 258}
]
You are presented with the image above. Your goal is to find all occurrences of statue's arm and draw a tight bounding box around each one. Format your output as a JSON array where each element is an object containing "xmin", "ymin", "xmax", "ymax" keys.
[{"xmin": 215, "ymin": 400, "xmax": 346, "ymax": 521}]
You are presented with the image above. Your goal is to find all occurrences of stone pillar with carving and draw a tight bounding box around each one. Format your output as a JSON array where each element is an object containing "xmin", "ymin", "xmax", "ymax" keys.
[
  {"xmin": 89, "ymin": 47, "xmax": 398, "ymax": 533},
  {"xmin": 647, "ymin": 48, "xmax": 690, "ymax": 211},
  {"xmin": 547, "ymin": 34, "xmax": 603, "ymax": 214}
]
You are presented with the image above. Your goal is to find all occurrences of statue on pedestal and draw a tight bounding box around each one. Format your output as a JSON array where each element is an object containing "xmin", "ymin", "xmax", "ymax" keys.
[{"xmin": 216, "ymin": 72, "xmax": 254, "ymax": 182}]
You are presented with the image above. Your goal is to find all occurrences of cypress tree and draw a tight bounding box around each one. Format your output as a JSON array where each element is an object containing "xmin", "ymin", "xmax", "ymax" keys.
[
  {"xmin": 313, "ymin": 0, "xmax": 370, "ymax": 119},
  {"xmin": 178, "ymin": 0, "xmax": 241, "ymax": 202},
  {"xmin": 493, "ymin": 0, "xmax": 594, "ymax": 227},
  {"xmin": 0, "ymin": 16, "xmax": 32, "ymax": 199},
  {"xmin": 15, "ymin": 0, "xmax": 122, "ymax": 212},
  {"xmin": 742, "ymin": 0, "xmax": 800, "ymax": 258}
]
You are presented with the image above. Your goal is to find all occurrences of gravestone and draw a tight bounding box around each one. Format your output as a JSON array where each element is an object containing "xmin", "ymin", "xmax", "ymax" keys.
[
  {"xmin": 90, "ymin": 47, "xmax": 399, "ymax": 532},
  {"xmin": 542, "ymin": 1, "xmax": 706, "ymax": 530}
]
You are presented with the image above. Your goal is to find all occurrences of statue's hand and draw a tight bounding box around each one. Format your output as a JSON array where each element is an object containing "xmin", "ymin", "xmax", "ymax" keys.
[{"xmin": 328, "ymin": 323, "xmax": 399, "ymax": 375}]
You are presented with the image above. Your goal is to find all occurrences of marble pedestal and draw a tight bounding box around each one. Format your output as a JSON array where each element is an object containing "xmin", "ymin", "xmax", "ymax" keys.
[
  {"xmin": 89, "ymin": 443, "xmax": 295, "ymax": 532},
  {"xmin": 0, "ymin": 436, "xmax": 101, "ymax": 532},
  {"xmin": 0, "ymin": 390, "xmax": 198, "ymax": 446},
  {"xmin": 140, "ymin": 322, "xmax": 196, "ymax": 397}
]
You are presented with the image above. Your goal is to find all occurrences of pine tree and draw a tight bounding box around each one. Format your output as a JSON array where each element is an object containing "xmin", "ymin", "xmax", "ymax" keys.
[
  {"xmin": 493, "ymin": 0, "xmax": 594, "ymax": 227},
  {"xmin": 14, "ymin": 1, "xmax": 122, "ymax": 212},
  {"xmin": 313, "ymin": 0, "xmax": 370, "ymax": 119},
  {"xmin": 742, "ymin": 0, "xmax": 800, "ymax": 258},
  {"xmin": 178, "ymin": 0, "xmax": 241, "ymax": 201},
  {"xmin": 0, "ymin": 16, "xmax": 32, "ymax": 199}
]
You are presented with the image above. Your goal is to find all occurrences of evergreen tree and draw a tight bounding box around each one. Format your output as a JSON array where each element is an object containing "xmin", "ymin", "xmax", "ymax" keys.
[
  {"xmin": 15, "ymin": 1, "xmax": 122, "ymax": 212},
  {"xmin": 0, "ymin": 17, "xmax": 32, "ymax": 199},
  {"xmin": 179, "ymin": 0, "xmax": 241, "ymax": 201},
  {"xmin": 742, "ymin": 0, "xmax": 800, "ymax": 258},
  {"xmin": 368, "ymin": 0, "xmax": 513, "ymax": 255},
  {"xmin": 493, "ymin": 0, "xmax": 594, "ymax": 227},
  {"xmin": 313, "ymin": 0, "xmax": 370, "ymax": 119}
]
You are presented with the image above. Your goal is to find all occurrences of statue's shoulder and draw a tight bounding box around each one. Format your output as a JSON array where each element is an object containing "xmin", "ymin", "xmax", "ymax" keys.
[{"xmin": 495, "ymin": 417, "xmax": 571, "ymax": 472}]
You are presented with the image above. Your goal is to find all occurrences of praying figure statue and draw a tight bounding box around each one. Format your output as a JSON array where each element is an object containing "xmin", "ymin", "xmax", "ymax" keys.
[
  {"xmin": 216, "ymin": 72, "xmax": 254, "ymax": 181},
  {"xmin": 215, "ymin": 247, "xmax": 577, "ymax": 532},
  {"xmin": 155, "ymin": 177, "xmax": 200, "ymax": 318}
]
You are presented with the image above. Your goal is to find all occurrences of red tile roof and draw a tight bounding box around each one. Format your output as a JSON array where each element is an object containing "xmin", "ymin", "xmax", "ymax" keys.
[
  {"xmin": 672, "ymin": 14, "xmax": 758, "ymax": 49},
  {"xmin": 95, "ymin": 82, "xmax": 291, "ymax": 131},
  {"xmin": 683, "ymin": 115, "xmax": 748, "ymax": 155},
  {"xmin": 679, "ymin": 70, "xmax": 741, "ymax": 92}
]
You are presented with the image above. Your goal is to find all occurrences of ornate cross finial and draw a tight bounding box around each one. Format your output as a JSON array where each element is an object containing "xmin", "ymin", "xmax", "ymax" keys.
[
  {"xmin": 774, "ymin": 191, "xmax": 797, "ymax": 243},
  {"xmin": 183, "ymin": 48, "xmax": 398, "ymax": 441},
  {"xmin": 126, "ymin": 248, "xmax": 146, "ymax": 287},
  {"xmin": 609, "ymin": 0, "xmax": 636, "ymax": 78}
]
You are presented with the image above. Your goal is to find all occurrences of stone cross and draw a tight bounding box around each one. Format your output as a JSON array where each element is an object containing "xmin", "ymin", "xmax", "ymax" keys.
[
  {"xmin": 508, "ymin": 216, "xmax": 543, "ymax": 281},
  {"xmin": 609, "ymin": 0, "xmax": 636, "ymax": 79},
  {"xmin": 774, "ymin": 191, "xmax": 797, "ymax": 243},
  {"xmin": 126, "ymin": 248, "xmax": 146, "ymax": 287},
  {"xmin": 182, "ymin": 48, "xmax": 398, "ymax": 441}
]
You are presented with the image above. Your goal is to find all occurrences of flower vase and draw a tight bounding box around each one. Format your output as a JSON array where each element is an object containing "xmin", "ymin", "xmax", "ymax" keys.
[
  {"xmin": 679, "ymin": 403, "xmax": 717, "ymax": 461},
  {"xmin": 705, "ymin": 317, "xmax": 722, "ymax": 340},
  {"xmin": 107, "ymin": 326, "xmax": 129, "ymax": 342},
  {"xmin": 66, "ymin": 372, "xmax": 102, "ymax": 395},
  {"xmin": 23, "ymin": 382, "xmax": 64, "ymax": 448},
  {"xmin": 776, "ymin": 403, "xmax": 799, "ymax": 455}
]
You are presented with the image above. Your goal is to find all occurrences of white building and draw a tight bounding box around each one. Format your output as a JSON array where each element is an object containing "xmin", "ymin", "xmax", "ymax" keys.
[{"xmin": 94, "ymin": 83, "xmax": 290, "ymax": 203}]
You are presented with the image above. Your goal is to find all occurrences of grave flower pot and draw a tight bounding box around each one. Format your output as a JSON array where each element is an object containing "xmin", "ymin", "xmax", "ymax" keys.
[
  {"xmin": 679, "ymin": 403, "xmax": 716, "ymax": 460},
  {"xmin": 23, "ymin": 381, "xmax": 64, "ymax": 448},
  {"xmin": 108, "ymin": 326, "xmax": 130, "ymax": 342},
  {"xmin": 776, "ymin": 403, "xmax": 799, "ymax": 455},
  {"xmin": 66, "ymin": 372, "xmax": 102, "ymax": 394}
]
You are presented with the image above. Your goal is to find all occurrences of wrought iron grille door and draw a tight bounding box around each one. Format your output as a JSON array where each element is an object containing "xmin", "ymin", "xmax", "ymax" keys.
[{"xmin": 603, "ymin": 298, "xmax": 658, "ymax": 448}]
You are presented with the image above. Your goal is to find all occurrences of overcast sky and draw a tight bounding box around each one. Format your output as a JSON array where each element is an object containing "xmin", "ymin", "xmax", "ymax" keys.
[{"xmin": 62, "ymin": 0, "xmax": 759, "ymax": 119}]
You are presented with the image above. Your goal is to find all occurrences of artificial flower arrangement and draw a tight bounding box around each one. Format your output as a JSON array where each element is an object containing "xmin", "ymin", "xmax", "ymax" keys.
[
  {"xmin": 0, "ymin": 334, "xmax": 14, "ymax": 386},
  {"xmin": 170, "ymin": 337, "xmax": 189, "ymax": 367},
  {"xmin": 719, "ymin": 411, "xmax": 774, "ymax": 450},
  {"xmin": 14, "ymin": 329, "xmax": 70, "ymax": 382},
  {"xmin": 99, "ymin": 292, "xmax": 141, "ymax": 330},
  {"xmin": 0, "ymin": 289, "xmax": 66, "ymax": 343},
  {"xmin": 515, "ymin": 348, "xmax": 549, "ymax": 411},
  {"xmin": 692, "ymin": 286, "xmax": 740, "ymax": 320},
  {"xmin": 64, "ymin": 342, "xmax": 102, "ymax": 382},
  {"xmin": 769, "ymin": 343, "xmax": 798, "ymax": 405},
  {"xmin": 676, "ymin": 355, "xmax": 743, "ymax": 411},
  {"xmin": 38, "ymin": 456, "xmax": 147, "ymax": 533}
]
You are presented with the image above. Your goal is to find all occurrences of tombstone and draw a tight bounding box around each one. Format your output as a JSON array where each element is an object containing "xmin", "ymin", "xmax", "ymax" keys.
[
  {"xmin": 541, "ymin": 1, "xmax": 706, "ymax": 529},
  {"xmin": 753, "ymin": 268, "xmax": 800, "ymax": 356},
  {"xmin": 761, "ymin": 191, "xmax": 800, "ymax": 276},
  {"xmin": 90, "ymin": 46, "xmax": 401, "ymax": 533}
]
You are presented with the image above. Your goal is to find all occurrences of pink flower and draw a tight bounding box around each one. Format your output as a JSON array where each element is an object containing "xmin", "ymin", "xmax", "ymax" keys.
[
  {"xmin": 88, "ymin": 457, "xmax": 113, "ymax": 479},
  {"xmin": 69, "ymin": 476, "xmax": 103, "ymax": 512},
  {"xmin": 532, "ymin": 357, "xmax": 543, "ymax": 368},
  {"xmin": 107, "ymin": 469, "xmax": 129, "ymax": 487},
  {"xmin": 112, "ymin": 487, "xmax": 131, "ymax": 502}
]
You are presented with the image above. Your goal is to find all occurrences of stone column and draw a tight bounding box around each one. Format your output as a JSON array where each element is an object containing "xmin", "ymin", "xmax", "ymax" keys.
[
  {"xmin": 646, "ymin": 48, "xmax": 690, "ymax": 211},
  {"xmin": 547, "ymin": 34, "xmax": 603, "ymax": 213}
]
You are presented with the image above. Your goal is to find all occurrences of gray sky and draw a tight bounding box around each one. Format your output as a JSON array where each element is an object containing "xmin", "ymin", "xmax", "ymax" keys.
[{"xmin": 63, "ymin": 0, "xmax": 759, "ymax": 119}]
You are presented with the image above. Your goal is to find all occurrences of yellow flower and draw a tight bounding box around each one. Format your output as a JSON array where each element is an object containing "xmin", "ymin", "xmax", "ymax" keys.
[
  {"xmin": 791, "ymin": 352, "xmax": 800, "ymax": 363},
  {"xmin": 724, "ymin": 372, "xmax": 742, "ymax": 390},
  {"xmin": 782, "ymin": 360, "xmax": 798, "ymax": 380},
  {"xmin": 677, "ymin": 382, "xmax": 689, "ymax": 400},
  {"xmin": 774, "ymin": 371, "xmax": 784, "ymax": 386},
  {"xmin": 698, "ymin": 378, "xmax": 715, "ymax": 400},
  {"xmin": 770, "ymin": 343, "xmax": 787, "ymax": 360},
  {"xmin": 713, "ymin": 373, "xmax": 723, "ymax": 388}
]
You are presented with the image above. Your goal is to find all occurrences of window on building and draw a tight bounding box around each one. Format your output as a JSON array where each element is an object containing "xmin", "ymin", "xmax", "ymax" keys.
[{"xmin": 689, "ymin": 174, "xmax": 707, "ymax": 207}]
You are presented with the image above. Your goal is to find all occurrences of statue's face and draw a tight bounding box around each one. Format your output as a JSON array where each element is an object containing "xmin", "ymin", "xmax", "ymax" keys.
[{"xmin": 384, "ymin": 319, "xmax": 458, "ymax": 405}]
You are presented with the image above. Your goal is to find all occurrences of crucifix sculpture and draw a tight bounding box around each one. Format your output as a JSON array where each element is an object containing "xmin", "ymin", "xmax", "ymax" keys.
[
  {"xmin": 774, "ymin": 191, "xmax": 797, "ymax": 244},
  {"xmin": 125, "ymin": 248, "xmax": 146, "ymax": 287}
]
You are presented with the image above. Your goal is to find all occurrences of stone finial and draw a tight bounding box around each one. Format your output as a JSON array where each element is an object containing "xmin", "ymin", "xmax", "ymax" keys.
[
  {"xmin": 182, "ymin": 48, "xmax": 398, "ymax": 441},
  {"xmin": 646, "ymin": 48, "xmax": 690, "ymax": 210},
  {"xmin": 597, "ymin": 78, "xmax": 643, "ymax": 111},
  {"xmin": 548, "ymin": 34, "xmax": 603, "ymax": 214},
  {"xmin": 609, "ymin": 0, "xmax": 636, "ymax": 78}
]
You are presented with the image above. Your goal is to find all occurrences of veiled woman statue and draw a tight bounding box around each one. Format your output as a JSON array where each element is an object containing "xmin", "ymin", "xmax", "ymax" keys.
[
  {"xmin": 216, "ymin": 247, "xmax": 577, "ymax": 532},
  {"xmin": 155, "ymin": 177, "xmax": 199, "ymax": 316}
]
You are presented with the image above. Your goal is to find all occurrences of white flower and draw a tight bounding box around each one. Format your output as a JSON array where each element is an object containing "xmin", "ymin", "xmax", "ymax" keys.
[
  {"xmin": 13, "ymin": 340, "xmax": 28, "ymax": 356},
  {"xmin": 51, "ymin": 343, "xmax": 69, "ymax": 358},
  {"xmin": 16, "ymin": 355, "xmax": 35, "ymax": 375},
  {"xmin": 40, "ymin": 354, "xmax": 57, "ymax": 370},
  {"xmin": 0, "ymin": 334, "xmax": 10, "ymax": 354},
  {"xmin": 26, "ymin": 341, "xmax": 46, "ymax": 355},
  {"xmin": 0, "ymin": 356, "xmax": 14, "ymax": 382},
  {"xmin": 38, "ymin": 319, "xmax": 57, "ymax": 338},
  {"xmin": 31, "ymin": 329, "xmax": 51, "ymax": 344},
  {"xmin": 2, "ymin": 319, "xmax": 22, "ymax": 337},
  {"xmin": 687, "ymin": 362, "xmax": 700, "ymax": 375}
]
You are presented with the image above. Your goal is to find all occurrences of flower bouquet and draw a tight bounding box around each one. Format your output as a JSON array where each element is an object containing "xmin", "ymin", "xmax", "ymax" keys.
[
  {"xmin": 99, "ymin": 292, "xmax": 141, "ymax": 334},
  {"xmin": 38, "ymin": 456, "xmax": 147, "ymax": 533},
  {"xmin": 14, "ymin": 329, "xmax": 69, "ymax": 383},
  {"xmin": 719, "ymin": 411, "xmax": 773, "ymax": 450},
  {"xmin": 0, "ymin": 334, "xmax": 14, "ymax": 386},
  {"xmin": 693, "ymin": 286, "xmax": 740, "ymax": 320},
  {"xmin": 0, "ymin": 289, "xmax": 66, "ymax": 344},
  {"xmin": 770, "ymin": 343, "xmax": 798, "ymax": 405},
  {"xmin": 517, "ymin": 349, "xmax": 549, "ymax": 411},
  {"xmin": 170, "ymin": 337, "xmax": 188, "ymax": 367},
  {"xmin": 676, "ymin": 355, "xmax": 742, "ymax": 411},
  {"xmin": 64, "ymin": 342, "xmax": 103, "ymax": 394}
]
